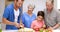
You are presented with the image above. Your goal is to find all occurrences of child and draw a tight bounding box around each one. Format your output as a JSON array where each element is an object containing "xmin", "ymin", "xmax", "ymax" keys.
[{"xmin": 31, "ymin": 11, "xmax": 46, "ymax": 32}]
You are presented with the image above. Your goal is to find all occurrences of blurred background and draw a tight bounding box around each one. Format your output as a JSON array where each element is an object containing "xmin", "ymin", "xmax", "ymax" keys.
[{"xmin": 0, "ymin": 0, "xmax": 58, "ymax": 30}]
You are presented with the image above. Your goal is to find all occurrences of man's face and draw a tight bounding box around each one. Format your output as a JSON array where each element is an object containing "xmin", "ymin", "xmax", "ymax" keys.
[
  {"xmin": 46, "ymin": 2, "xmax": 53, "ymax": 11},
  {"xmin": 16, "ymin": 0, "xmax": 24, "ymax": 8},
  {"xmin": 28, "ymin": 6, "xmax": 34, "ymax": 13}
]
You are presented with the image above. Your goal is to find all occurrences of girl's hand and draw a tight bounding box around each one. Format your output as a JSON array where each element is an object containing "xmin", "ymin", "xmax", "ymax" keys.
[
  {"xmin": 43, "ymin": 25, "xmax": 46, "ymax": 28},
  {"xmin": 34, "ymin": 26, "xmax": 39, "ymax": 31}
]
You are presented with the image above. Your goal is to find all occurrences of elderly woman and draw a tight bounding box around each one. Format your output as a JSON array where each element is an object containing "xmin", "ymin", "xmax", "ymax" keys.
[{"xmin": 21, "ymin": 4, "xmax": 36, "ymax": 28}]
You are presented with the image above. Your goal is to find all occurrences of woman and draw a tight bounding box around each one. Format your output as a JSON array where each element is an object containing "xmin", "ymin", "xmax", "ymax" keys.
[{"xmin": 21, "ymin": 4, "xmax": 36, "ymax": 28}]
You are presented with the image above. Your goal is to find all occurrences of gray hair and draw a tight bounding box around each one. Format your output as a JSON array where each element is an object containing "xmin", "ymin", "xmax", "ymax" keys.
[
  {"xmin": 46, "ymin": 0, "xmax": 54, "ymax": 4},
  {"xmin": 28, "ymin": 4, "xmax": 35, "ymax": 9}
]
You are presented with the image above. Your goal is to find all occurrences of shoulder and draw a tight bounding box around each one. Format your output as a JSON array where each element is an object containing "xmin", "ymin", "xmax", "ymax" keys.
[
  {"xmin": 22, "ymin": 12, "xmax": 27, "ymax": 15},
  {"xmin": 43, "ymin": 9, "xmax": 47, "ymax": 13},
  {"xmin": 5, "ymin": 3, "xmax": 14, "ymax": 9},
  {"xmin": 32, "ymin": 13, "xmax": 36, "ymax": 17},
  {"xmin": 33, "ymin": 13, "xmax": 36, "ymax": 16},
  {"xmin": 32, "ymin": 20, "xmax": 37, "ymax": 23},
  {"xmin": 22, "ymin": 12, "xmax": 27, "ymax": 17},
  {"xmin": 53, "ymin": 9, "xmax": 60, "ymax": 14},
  {"xmin": 4, "ymin": 3, "xmax": 14, "ymax": 13}
]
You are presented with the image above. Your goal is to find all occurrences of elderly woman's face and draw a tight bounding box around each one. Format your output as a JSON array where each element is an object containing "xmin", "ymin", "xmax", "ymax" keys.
[
  {"xmin": 46, "ymin": 2, "xmax": 53, "ymax": 11},
  {"xmin": 28, "ymin": 6, "xmax": 34, "ymax": 13}
]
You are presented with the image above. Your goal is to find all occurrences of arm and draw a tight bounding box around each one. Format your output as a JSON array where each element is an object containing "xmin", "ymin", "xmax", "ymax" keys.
[
  {"xmin": 53, "ymin": 11, "xmax": 60, "ymax": 29},
  {"xmin": 43, "ymin": 24, "xmax": 46, "ymax": 28},
  {"xmin": 31, "ymin": 21, "xmax": 38, "ymax": 30},
  {"xmin": 21, "ymin": 14, "xmax": 25, "ymax": 27},
  {"xmin": 2, "ymin": 18, "xmax": 20, "ymax": 28},
  {"xmin": 2, "ymin": 18, "xmax": 15, "ymax": 25},
  {"xmin": 48, "ymin": 24, "xmax": 59, "ymax": 30},
  {"xmin": 53, "ymin": 24, "xmax": 60, "ymax": 29},
  {"xmin": 2, "ymin": 7, "xmax": 15, "ymax": 25},
  {"xmin": 2, "ymin": 7, "xmax": 20, "ymax": 28},
  {"xmin": 43, "ymin": 21, "xmax": 46, "ymax": 28}
]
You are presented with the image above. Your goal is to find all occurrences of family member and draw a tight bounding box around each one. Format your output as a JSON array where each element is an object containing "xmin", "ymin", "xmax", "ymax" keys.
[
  {"xmin": 2, "ymin": 0, "xmax": 24, "ymax": 30},
  {"xmin": 44, "ymin": 0, "xmax": 60, "ymax": 29},
  {"xmin": 22, "ymin": 4, "xmax": 36, "ymax": 28},
  {"xmin": 31, "ymin": 11, "xmax": 45, "ymax": 32}
]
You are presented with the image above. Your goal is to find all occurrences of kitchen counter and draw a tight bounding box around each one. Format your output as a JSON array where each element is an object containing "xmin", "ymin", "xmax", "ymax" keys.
[
  {"xmin": 2, "ymin": 28, "xmax": 60, "ymax": 32},
  {"xmin": 2, "ymin": 28, "xmax": 35, "ymax": 32}
]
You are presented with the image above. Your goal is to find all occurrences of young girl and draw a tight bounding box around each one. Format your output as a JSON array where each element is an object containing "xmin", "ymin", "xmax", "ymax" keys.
[{"xmin": 31, "ymin": 11, "xmax": 45, "ymax": 32}]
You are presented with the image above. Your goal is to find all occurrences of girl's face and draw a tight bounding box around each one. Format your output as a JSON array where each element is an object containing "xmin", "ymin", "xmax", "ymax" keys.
[{"xmin": 37, "ymin": 16, "xmax": 43, "ymax": 21}]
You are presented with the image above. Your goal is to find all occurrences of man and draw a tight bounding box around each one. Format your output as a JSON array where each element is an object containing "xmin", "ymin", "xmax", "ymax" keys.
[
  {"xmin": 2, "ymin": 0, "xmax": 24, "ymax": 30},
  {"xmin": 21, "ymin": 4, "xmax": 36, "ymax": 28},
  {"xmin": 44, "ymin": 0, "xmax": 60, "ymax": 29}
]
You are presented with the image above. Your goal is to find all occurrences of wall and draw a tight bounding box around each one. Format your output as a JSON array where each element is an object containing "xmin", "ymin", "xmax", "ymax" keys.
[
  {"xmin": 23, "ymin": 0, "xmax": 46, "ymax": 15},
  {"xmin": 0, "ymin": 0, "xmax": 5, "ymax": 30}
]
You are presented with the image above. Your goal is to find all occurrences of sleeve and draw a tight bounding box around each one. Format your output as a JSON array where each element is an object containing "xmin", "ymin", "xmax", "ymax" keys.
[
  {"xmin": 35, "ymin": 15, "xmax": 36, "ymax": 20},
  {"xmin": 21, "ymin": 14, "xmax": 25, "ymax": 24},
  {"xmin": 56, "ymin": 10, "xmax": 60, "ymax": 24},
  {"xmin": 33, "ymin": 14, "xmax": 36, "ymax": 20},
  {"xmin": 3, "ymin": 7, "xmax": 9, "ymax": 19}
]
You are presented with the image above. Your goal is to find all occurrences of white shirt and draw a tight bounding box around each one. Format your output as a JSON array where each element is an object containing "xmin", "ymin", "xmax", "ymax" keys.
[{"xmin": 14, "ymin": 9, "xmax": 20, "ymax": 23}]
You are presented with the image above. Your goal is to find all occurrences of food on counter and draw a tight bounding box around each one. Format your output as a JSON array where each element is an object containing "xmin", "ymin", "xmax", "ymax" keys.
[
  {"xmin": 18, "ymin": 28, "xmax": 35, "ymax": 32},
  {"xmin": 39, "ymin": 29, "xmax": 43, "ymax": 32},
  {"xmin": 18, "ymin": 28, "xmax": 52, "ymax": 32},
  {"xmin": 39, "ymin": 28, "xmax": 52, "ymax": 32},
  {"xmin": 0, "ymin": 29, "xmax": 2, "ymax": 32}
]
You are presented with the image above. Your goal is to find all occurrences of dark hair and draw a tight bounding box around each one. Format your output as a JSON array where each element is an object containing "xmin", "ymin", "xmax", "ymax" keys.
[
  {"xmin": 16, "ymin": 0, "xmax": 24, "ymax": 2},
  {"xmin": 37, "ymin": 11, "xmax": 44, "ymax": 19}
]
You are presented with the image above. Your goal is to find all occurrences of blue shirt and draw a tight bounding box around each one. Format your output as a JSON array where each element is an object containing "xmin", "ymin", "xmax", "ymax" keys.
[
  {"xmin": 3, "ymin": 3, "xmax": 22, "ymax": 30},
  {"xmin": 22, "ymin": 12, "xmax": 36, "ymax": 28}
]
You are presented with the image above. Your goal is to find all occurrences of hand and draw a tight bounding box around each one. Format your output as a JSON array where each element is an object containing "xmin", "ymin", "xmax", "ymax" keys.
[
  {"xmin": 34, "ymin": 26, "xmax": 39, "ymax": 31},
  {"xmin": 48, "ymin": 27, "xmax": 53, "ymax": 31},
  {"xmin": 43, "ymin": 25, "xmax": 46, "ymax": 28},
  {"xmin": 48, "ymin": 27, "xmax": 53, "ymax": 32},
  {"xmin": 19, "ymin": 23, "xmax": 24, "ymax": 28},
  {"xmin": 14, "ymin": 22, "xmax": 20, "ymax": 28}
]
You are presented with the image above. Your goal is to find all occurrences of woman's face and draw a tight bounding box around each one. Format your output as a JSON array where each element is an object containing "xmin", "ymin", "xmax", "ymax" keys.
[
  {"xmin": 28, "ymin": 6, "xmax": 34, "ymax": 14},
  {"xmin": 37, "ymin": 16, "xmax": 43, "ymax": 21}
]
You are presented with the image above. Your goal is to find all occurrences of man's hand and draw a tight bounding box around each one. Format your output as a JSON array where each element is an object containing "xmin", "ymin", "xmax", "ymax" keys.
[
  {"xmin": 14, "ymin": 22, "xmax": 20, "ymax": 28},
  {"xmin": 19, "ymin": 23, "xmax": 24, "ymax": 28},
  {"xmin": 47, "ymin": 27, "xmax": 53, "ymax": 32},
  {"xmin": 48, "ymin": 27, "xmax": 53, "ymax": 30}
]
